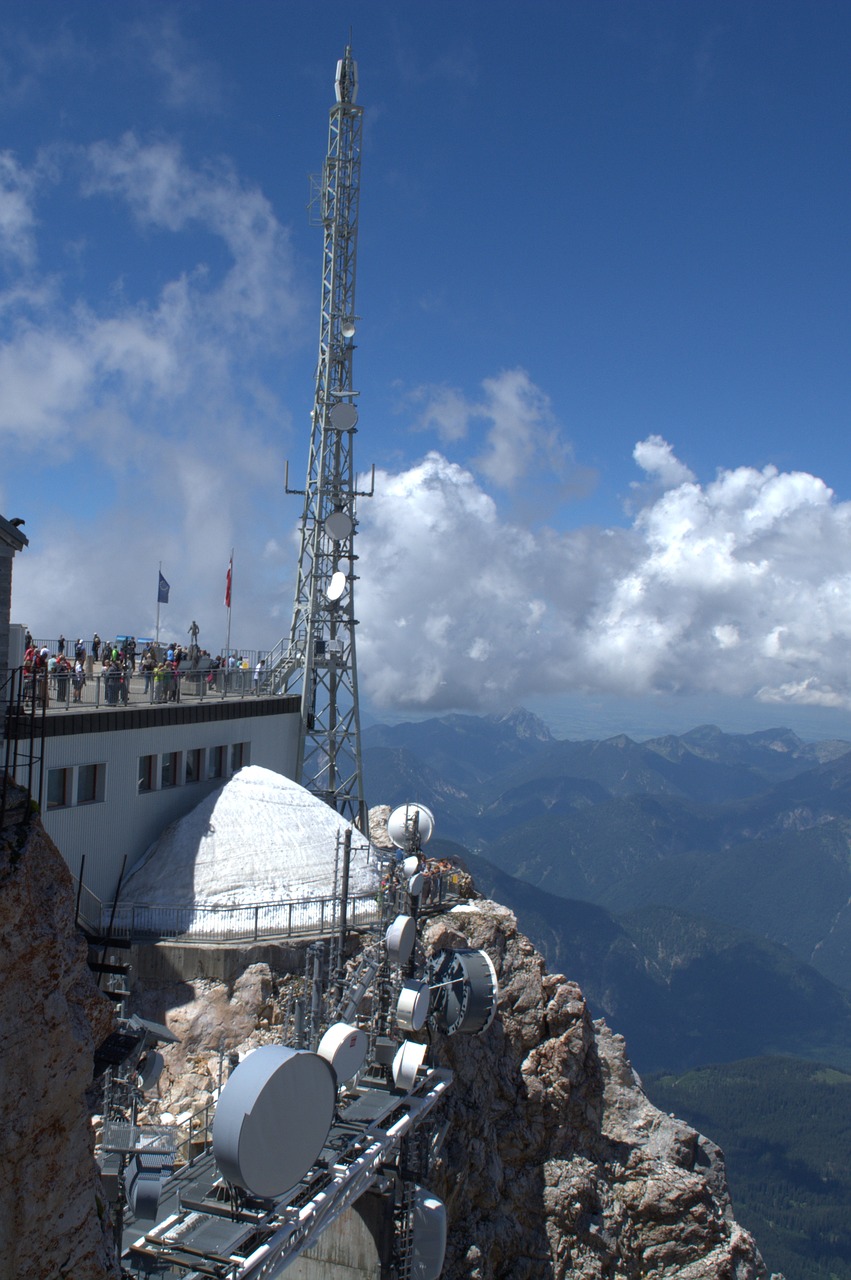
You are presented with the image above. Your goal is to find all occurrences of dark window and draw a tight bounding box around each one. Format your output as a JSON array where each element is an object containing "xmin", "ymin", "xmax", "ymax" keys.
[
  {"xmin": 209, "ymin": 746, "xmax": 225, "ymax": 779},
  {"xmin": 186, "ymin": 748, "xmax": 203, "ymax": 783},
  {"xmin": 47, "ymin": 768, "xmax": 71, "ymax": 809},
  {"xmin": 77, "ymin": 763, "xmax": 103, "ymax": 805},
  {"xmin": 161, "ymin": 751, "xmax": 179, "ymax": 789},
  {"xmin": 138, "ymin": 755, "xmax": 156, "ymax": 793},
  {"xmin": 231, "ymin": 742, "xmax": 247, "ymax": 772}
]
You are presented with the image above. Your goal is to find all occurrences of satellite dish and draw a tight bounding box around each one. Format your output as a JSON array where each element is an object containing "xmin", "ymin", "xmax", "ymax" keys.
[
  {"xmin": 329, "ymin": 402, "xmax": 358, "ymax": 431},
  {"xmin": 317, "ymin": 1023, "xmax": 368, "ymax": 1084},
  {"xmin": 428, "ymin": 949, "xmax": 499, "ymax": 1036},
  {"xmin": 402, "ymin": 855, "xmax": 420, "ymax": 878},
  {"xmin": 213, "ymin": 1045, "xmax": 335, "ymax": 1197},
  {"xmin": 385, "ymin": 914, "xmax": 416, "ymax": 966},
  {"xmin": 392, "ymin": 1040, "xmax": 427, "ymax": 1091},
  {"xmin": 397, "ymin": 980, "xmax": 430, "ymax": 1032},
  {"xmin": 138, "ymin": 1050, "xmax": 164, "ymax": 1094},
  {"xmin": 324, "ymin": 510, "xmax": 353, "ymax": 541},
  {"xmin": 388, "ymin": 804, "xmax": 435, "ymax": 851},
  {"xmin": 125, "ymin": 1151, "xmax": 171, "ymax": 1220},
  {"xmin": 411, "ymin": 1187, "xmax": 447, "ymax": 1280},
  {"xmin": 327, "ymin": 571, "xmax": 346, "ymax": 601},
  {"xmin": 408, "ymin": 872, "xmax": 425, "ymax": 897}
]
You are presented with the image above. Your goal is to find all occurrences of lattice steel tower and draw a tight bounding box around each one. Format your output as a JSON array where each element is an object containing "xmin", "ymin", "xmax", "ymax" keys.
[{"xmin": 273, "ymin": 46, "xmax": 369, "ymax": 831}]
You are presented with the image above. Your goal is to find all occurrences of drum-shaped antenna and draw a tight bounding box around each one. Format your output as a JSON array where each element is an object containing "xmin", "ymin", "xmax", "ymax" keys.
[
  {"xmin": 392, "ymin": 1040, "xmax": 427, "ymax": 1091},
  {"xmin": 213, "ymin": 1045, "xmax": 335, "ymax": 1197},
  {"xmin": 411, "ymin": 1186, "xmax": 448, "ymax": 1280},
  {"xmin": 396, "ymin": 979, "xmax": 430, "ymax": 1032},
  {"xmin": 324, "ymin": 510, "xmax": 353, "ymax": 541},
  {"xmin": 388, "ymin": 803, "xmax": 435, "ymax": 851},
  {"xmin": 317, "ymin": 1022, "xmax": 368, "ymax": 1085},
  {"xmin": 429, "ymin": 949, "xmax": 499, "ymax": 1036},
  {"xmin": 385, "ymin": 914, "xmax": 416, "ymax": 966},
  {"xmin": 327, "ymin": 571, "xmax": 346, "ymax": 601}
]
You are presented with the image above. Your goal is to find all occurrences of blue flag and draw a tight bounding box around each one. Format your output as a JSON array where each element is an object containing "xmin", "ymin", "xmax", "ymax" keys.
[{"xmin": 158, "ymin": 572, "xmax": 170, "ymax": 604}]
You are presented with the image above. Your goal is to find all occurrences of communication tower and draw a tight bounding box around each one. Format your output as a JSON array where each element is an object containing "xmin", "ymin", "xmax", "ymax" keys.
[{"xmin": 271, "ymin": 46, "xmax": 370, "ymax": 830}]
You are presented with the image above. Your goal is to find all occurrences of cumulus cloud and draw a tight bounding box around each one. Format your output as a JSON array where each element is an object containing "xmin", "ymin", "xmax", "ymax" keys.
[
  {"xmin": 355, "ymin": 442, "xmax": 851, "ymax": 712},
  {"xmin": 411, "ymin": 367, "xmax": 581, "ymax": 490}
]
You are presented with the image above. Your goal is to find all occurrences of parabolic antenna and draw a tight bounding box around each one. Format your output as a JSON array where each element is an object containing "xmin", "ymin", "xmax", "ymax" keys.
[
  {"xmin": 402, "ymin": 855, "xmax": 420, "ymax": 878},
  {"xmin": 397, "ymin": 979, "xmax": 430, "ymax": 1032},
  {"xmin": 317, "ymin": 1022, "xmax": 368, "ymax": 1084},
  {"xmin": 429, "ymin": 949, "xmax": 499, "ymax": 1037},
  {"xmin": 411, "ymin": 1187, "xmax": 448, "ymax": 1280},
  {"xmin": 213, "ymin": 1045, "xmax": 335, "ymax": 1197},
  {"xmin": 327, "ymin": 571, "xmax": 347, "ymax": 601},
  {"xmin": 329, "ymin": 402, "xmax": 358, "ymax": 431},
  {"xmin": 386, "ymin": 914, "xmax": 416, "ymax": 966},
  {"xmin": 388, "ymin": 803, "xmax": 435, "ymax": 851},
  {"xmin": 324, "ymin": 510, "xmax": 353, "ymax": 541},
  {"xmin": 392, "ymin": 1040, "xmax": 427, "ymax": 1091},
  {"xmin": 125, "ymin": 1151, "xmax": 171, "ymax": 1220},
  {"xmin": 408, "ymin": 871, "xmax": 425, "ymax": 897}
]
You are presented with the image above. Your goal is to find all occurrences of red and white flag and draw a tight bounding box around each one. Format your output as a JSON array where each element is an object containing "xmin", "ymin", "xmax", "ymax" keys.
[{"xmin": 225, "ymin": 556, "xmax": 233, "ymax": 609}]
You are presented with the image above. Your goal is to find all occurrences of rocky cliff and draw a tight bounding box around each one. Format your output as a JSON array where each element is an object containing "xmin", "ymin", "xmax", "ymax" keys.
[
  {"xmin": 0, "ymin": 781, "xmax": 118, "ymax": 1280},
  {"xmin": 427, "ymin": 899, "xmax": 768, "ymax": 1279},
  {"xmin": 0, "ymin": 781, "xmax": 770, "ymax": 1278}
]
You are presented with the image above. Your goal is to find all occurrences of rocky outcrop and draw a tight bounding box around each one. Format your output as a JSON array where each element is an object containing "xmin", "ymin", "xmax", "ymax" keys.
[
  {"xmin": 426, "ymin": 899, "xmax": 768, "ymax": 1280},
  {"xmin": 0, "ymin": 782, "xmax": 118, "ymax": 1280}
]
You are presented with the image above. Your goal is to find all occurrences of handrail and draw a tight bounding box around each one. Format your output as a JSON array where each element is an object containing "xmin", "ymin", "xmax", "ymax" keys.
[{"xmin": 74, "ymin": 874, "xmax": 463, "ymax": 945}]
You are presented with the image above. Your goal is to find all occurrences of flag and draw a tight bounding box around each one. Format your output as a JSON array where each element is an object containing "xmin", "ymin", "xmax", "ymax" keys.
[
  {"xmin": 225, "ymin": 556, "xmax": 233, "ymax": 609},
  {"xmin": 158, "ymin": 572, "xmax": 170, "ymax": 604}
]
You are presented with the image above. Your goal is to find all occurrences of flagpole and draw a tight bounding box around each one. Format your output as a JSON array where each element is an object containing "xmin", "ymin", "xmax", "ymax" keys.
[{"xmin": 156, "ymin": 560, "xmax": 162, "ymax": 646}]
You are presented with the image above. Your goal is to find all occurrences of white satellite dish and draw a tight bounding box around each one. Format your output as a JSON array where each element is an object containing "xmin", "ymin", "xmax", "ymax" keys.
[
  {"xmin": 388, "ymin": 804, "xmax": 435, "ymax": 851},
  {"xmin": 408, "ymin": 871, "xmax": 426, "ymax": 897},
  {"xmin": 329, "ymin": 402, "xmax": 358, "ymax": 431},
  {"xmin": 324, "ymin": 510, "xmax": 353, "ymax": 541},
  {"xmin": 327, "ymin": 571, "xmax": 346, "ymax": 601},
  {"xmin": 397, "ymin": 980, "xmax": 430, "ymax": 1032},
  {"xmin": 385, "ymin": 914, "xmax": 416, "ymax": 966},
  {"xmin": 392, "ymin": 1040, "xmax": 427, "ymax": 1091},
  {"xmin": 402, "ymin": 855, "xmax": 420, "ymax": 878},
  {"xmin": 213, "ymin": 1045, "xmax": 336, "ymax": 1197},
  {"xmin": 317, "ymin": 1023, "xmax": 368, "ymax": 1084},
  {"xmin": 411, "ymin": 1187, "xmax": 448, "ymax": 1280}
]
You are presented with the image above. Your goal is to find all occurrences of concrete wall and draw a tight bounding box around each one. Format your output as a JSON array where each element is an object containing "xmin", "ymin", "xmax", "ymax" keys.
[
  {"xmin": 287, "ymin": 1191, "xmax": 393, "ymax": 1279},
  {"xmin": 17, "ymin": 702, "xmax": 300, "ymax": 903}
]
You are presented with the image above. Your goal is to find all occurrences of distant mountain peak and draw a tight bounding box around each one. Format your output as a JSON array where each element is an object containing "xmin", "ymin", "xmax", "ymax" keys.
[{"xmin": 488, "ymin": 707, "xmax": 554, "ymax": 742}]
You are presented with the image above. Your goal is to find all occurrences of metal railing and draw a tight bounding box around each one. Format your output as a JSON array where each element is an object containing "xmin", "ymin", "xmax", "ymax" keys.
[
  {"xmin": 7, "ymin": 665, "xmax": 291, "ymax": 713},
  {"xmin": 75, "ymin": 873, "xmax": 463, "ymax": 945}
]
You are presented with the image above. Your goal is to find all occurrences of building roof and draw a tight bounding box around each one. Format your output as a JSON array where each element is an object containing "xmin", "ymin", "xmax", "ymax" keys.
[
  {"xmin": 0, "ymin": 514, "xmax": 28, "ymax": 552},
  {"xmin": 119, "ymin": 765, "xmax": 379, "ymax": 907}
]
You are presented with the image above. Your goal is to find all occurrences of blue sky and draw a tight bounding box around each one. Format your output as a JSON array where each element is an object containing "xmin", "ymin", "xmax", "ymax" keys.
[{"xmin": 4, "ymin": 1, "xmax": 851, "ymax": 741}]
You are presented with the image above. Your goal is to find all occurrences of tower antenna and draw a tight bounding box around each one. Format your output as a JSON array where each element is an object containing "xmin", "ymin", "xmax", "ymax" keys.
[{"xmin": 272, "ymin": 45, "xmax": 370, "ymax": 830}]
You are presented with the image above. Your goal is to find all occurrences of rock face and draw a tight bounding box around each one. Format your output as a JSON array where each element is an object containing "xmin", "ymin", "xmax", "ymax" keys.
[
  {"xmin": 425, "ymin": 899, "xmax": 768, "ymax": 1280},
  {"xmin": 0, "ymin": 782, "xmax": 118, "ymax": 1280}
]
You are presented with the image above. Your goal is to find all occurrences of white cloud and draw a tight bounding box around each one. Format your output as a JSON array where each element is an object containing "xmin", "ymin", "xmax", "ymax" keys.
[
  {"xmin": 411, "ymin": 367, "xmax": 579, "ymax": 490},
  {"xmin": 355, "ymin": 441, "xmax": 851, "ymax": 712}
]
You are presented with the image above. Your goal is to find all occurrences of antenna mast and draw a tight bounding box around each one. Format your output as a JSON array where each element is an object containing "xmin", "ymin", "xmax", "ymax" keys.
[{"xmin": 278, "ymin": 46, "xmax": 369, "ymax": 830}]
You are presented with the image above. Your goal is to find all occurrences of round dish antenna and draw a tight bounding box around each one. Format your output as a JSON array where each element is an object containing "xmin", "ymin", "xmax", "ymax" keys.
[
  {"xmin": 329, "ymin": 402, "xmax": 359, "ymax": 430},
  {"xmin": 327, "ymin": 571, "xmax": 347, "ymax": 601},
  {"xmin": 324, "ymin": 510, "xmax": 353, "ymax": 541},
  {"xmin": 428, "ymin": 949, "xmax": 499, "ymax": 1037},
  {"xmin": 392, "ymin": 1040, "xmax": 427, "ymax": 1091},
  {"xmin": 385, "ymin": 914, "xmax": 416, "ymax": 966},
  {"xmin": 388, "ymin": 803, "xmax": 435, "ymax": 851},
  {"xmin": 213, "ymin": 1045, "xmax": 336, "ymax": 1197},
  {"xmin": 317, "ymin": 1023, "xmax": 368, "ymax": 1084},
  {"xmin": 412, "ymin": 1186, "xmax": 448, "ymax": 1280},
  {"xmin": 397, "ymin": 980, "xmax": 430, "ymax": 1032}
]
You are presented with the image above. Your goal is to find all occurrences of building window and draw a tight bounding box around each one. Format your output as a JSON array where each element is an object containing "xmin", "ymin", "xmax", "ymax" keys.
[
  {"xmin": 161, "ymin": 751, "xmax": 180, "ymax": 789},
  {"xmin": 47, "ymin": 768, "xmax": 71, "ymax": 809},
  {"xmin": 138, "ymin": 754, "xmax": 156, "ymax": 793},
  {"xmin": 231, "ymin": 742, "xmax": 248, "ymax": 772},
  {"xmin": 77, "ymin": 763, "xmax": 104, "ymax": 805},
  {"xmin": 186, "ymin": 748, "xmax": 203, "ymax": 784},
  {"xmin": 209, "ymin": 746, "xmax": 226, "ymax": 779}
]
